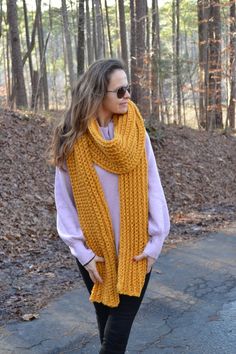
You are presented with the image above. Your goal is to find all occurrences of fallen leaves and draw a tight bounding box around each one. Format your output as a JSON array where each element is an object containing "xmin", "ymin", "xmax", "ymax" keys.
[
  {"xmin": 0, "ymin": 109, "xmax": 236, "ymax": 325},
  {"xmin": 22, "ymin": 313, "xmax": 40, "ymax": 321}
]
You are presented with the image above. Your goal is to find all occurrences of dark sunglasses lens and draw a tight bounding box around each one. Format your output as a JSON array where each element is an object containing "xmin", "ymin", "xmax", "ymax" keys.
[{"xmin": 117, "ymin": 86, "xmax": 130, "ymax": 98}]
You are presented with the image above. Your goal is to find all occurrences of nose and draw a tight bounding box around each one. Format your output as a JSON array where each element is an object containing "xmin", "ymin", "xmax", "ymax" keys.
[{"xmin": 124, "ymin": 88, "xmax": 131, "ymax": 99}]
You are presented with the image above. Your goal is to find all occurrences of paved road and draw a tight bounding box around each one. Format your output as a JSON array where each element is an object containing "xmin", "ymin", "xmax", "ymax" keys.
[{"xmin": 1, "ymin": 227, "xmax": 236, "ymax": 354}]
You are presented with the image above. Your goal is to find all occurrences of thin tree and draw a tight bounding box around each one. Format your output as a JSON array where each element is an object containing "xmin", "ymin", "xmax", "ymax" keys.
[
  {"xmin": 176, "ymin": 0, "xmax": 181, "ymax": 124},
  {"xmin": 85, "ymin": 0, "xmax": 93, "ymax": 64},
  {"xmin": 22, "ymin": 0, "xmax": 33, "ymax": 84},
  {"xmin": 172, "ymin": 0, "xmax": 176, "ymax": 122},
  {"xmin": 0, "ymin": 0, "xmax": 2, "ymax": 38},
  {"xmin": 2, "ymin": 28, "xmax": 10, "ymax": 105},
  {"xmin": 118, "ymin": 0, "xmax": 128, "ymax": 71},
  {"xmin": 227, "ymin": 1, "xmax": 236, "ymax": 129},
  {"xmin": 151, "ymin": 0, "xmax": 160, "ymax": 125},
  {"xmin": 135, "ymin": 0, "xmax": 146, "ymax": 114},
  {"xmin": 207, "ymin": 0, "xmax": 223, "ymax": 130},
  {"xmin": 145, "ymin": 0, "xmax": 150, "ymax": 117},
  {"xmin": 92, "ymin": 0, "xmax": 98, "ymax": 59},
  {"xmin": 94, "ymin": 0, "xmax": 103, "ymax": 59},
  {"xmin": 115, "ymin": 0, "xmax": 121, "ymax": 57},
  {"xmin": 184, "ymin": 29, "xmax": 199, "ymax": 128},
  {"xmin": 78, "ymin": 0, "xmax": 85, "ymax": 76},
  {"xmin": 22, "ymin": 0, "xmax": 41, "ymax": 108},
  {"xmin": 7, "ymin": 0, "xmax": 28, "ymax": 108},
  {"xmin": 130, "ymin": 0, "xmax": 138, "ymax": 103},
  {"xmin": 197, "ymin": 0, "xmax": 209, "ymax": 128},
  {"xmin": 104, "ymin": 0, "xmax": 113, "ymax": 57},
  {"xmin": 156, "ymin": 0, "xmax": 166, "ymax": 123},
  {"xmin": 61, "ymin": 0, "xmax": 75, "ymax": 89},
  {"xmin": 36, "ymin": 0, "xmax": 49, "ymax": 110}
]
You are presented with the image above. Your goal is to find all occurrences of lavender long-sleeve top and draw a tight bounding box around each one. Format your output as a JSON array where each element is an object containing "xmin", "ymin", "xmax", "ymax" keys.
[{"xmin": 54, "ymin": 120, "xmax": 170, "ymax": 266}]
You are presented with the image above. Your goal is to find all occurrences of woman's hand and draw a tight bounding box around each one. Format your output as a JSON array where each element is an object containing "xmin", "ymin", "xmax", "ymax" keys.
[
  {"xmin": 133, "ymin": 252, "xmax": 156, "ymax": 274},
  {"xmin": 84, "ymin": 256, "xmax": 105, "ymax": 284}
]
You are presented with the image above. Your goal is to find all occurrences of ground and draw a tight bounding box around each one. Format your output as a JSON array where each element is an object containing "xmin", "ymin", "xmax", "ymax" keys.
[{"xmin": 0, "ymin": 108, "xmax": 236, "ymax": 326}]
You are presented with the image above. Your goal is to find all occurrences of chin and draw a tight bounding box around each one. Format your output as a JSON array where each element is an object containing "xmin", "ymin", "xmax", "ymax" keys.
[{"xmin": 118, "ymin": 104, "xmax": 128, "ymax": 114}]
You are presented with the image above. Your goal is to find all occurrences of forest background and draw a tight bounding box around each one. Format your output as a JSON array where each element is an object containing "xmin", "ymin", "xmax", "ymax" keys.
[{"xmin": 1, "ymin": 0, "xmax": 236, "ymax": 324}]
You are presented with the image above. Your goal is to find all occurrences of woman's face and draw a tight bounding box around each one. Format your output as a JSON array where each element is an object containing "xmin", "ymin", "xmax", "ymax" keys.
[{"xmin": 100, "ymin": 69, "xmax": 130, "ymax": 118}]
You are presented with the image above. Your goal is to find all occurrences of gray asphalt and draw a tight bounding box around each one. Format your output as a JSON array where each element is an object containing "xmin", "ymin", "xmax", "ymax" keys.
[{"xmin": 1, "ymin": 225, "xmax": 236, "ymax": 354}]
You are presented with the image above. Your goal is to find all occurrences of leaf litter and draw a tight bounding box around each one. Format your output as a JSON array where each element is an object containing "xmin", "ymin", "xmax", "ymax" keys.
[{"xmin": 0, "ymin": 109, "xmax": 236, "ymax": 325}]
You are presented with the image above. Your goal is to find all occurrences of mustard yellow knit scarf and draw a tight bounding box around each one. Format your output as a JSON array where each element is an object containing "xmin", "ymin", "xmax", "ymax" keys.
[{"xmin": 66, "ymin": 100, "xmax": 149, "ymax": 307}]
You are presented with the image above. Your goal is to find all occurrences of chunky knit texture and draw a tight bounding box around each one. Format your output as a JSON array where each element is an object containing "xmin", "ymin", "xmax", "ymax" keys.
[{"xmin": 66, "ymin": 100, "xmax": 149, "ymax": 307}]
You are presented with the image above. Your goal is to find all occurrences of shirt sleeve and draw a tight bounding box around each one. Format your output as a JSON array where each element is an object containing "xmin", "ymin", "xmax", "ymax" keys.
[
  {"xmin": 143, "ymin": 131, "xmax": 170, "ymax": 260},
  {"xmin": 54, "ymin": 166, "xmax": 95, "ymax": 266}
]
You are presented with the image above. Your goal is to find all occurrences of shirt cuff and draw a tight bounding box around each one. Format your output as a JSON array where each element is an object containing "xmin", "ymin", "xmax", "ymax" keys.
[
  {"xmin": 69, "ymin": 241, "xmax": 96, "ymax": 266},
  {"xmin": 143, "ymin": 236, "xmax": 165, "ymax": 260}
]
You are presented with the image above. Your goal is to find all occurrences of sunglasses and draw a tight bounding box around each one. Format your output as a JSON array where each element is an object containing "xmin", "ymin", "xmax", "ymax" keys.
[{"xmin": 106, "ymin": 85, "xmax": 131, "ymax": 99}]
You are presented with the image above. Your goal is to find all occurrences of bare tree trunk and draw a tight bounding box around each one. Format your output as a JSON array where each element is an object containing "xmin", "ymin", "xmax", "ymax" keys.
[
  {"xmin": 32, "ymin": 70, "xmax": 39, "ymax": 111},
  {"xmin": 36, "ymin": 0, "xmax": 49, "ymax": 110},
  {"xmin": 77, "ymin": 0, "xmax": 85, "ymax": 76},
  {"xmin": 62, "ymin": 28, "xmax": 69, "ymax": 107},
  {"xmin": 135, "ymin": 0, "xmax": 147, "ymax": 115},
  {"xmin": 118, "ymin": 0, "xmax": 128, "ymax": 71},
  {"xmin": 34, "ymin": 32, "xmax": 50, "ymax": 112},
  {"xmin": 3, "ymin": 31, "xmax": 10, "ymax": 105},
  {"xmin": 151, "ymin": 0, "xmax": 160, "ymax": 125},
  {"xmin": 227, "ymin": 1, "xmax": 236, "ymax": 129},
  {"xmin": 94, "ymin": 0, "xmax": 103, "ymax": 59},
  {"xmin": 22, "ymin": 0, "xmax": 33, "ymax": 84},
  {"xmin": 99, "ymin": 0, "xmax": 106, "ymax": 57},
  {"xmin": 156, "ymin": 0, "xmax": 165, "ymax": 123},
  {"xmin": 176, "ymin": 0, "xmax": 181, "ymax": 124},
  {"xmin": 23, "ymin": 0, "xmax": 41, "ymax": 109},
  {"xmin": 61, "ymin": 0, "xmax": 75, "ymax": 89},
  {"xmin": 207, "ymin": 0, "xmax": 223, "ymax": 130},
  {"xmin": 69, "ymin": 0, "xmax": 77, "ymax": 52},
  {"xmin": 197, "ymin": 0, "xmax": 209, "ymax": 129},
  {"xmin": 86, "ymin": 0, "xmax": 93, "ymax": 64},
  {"xmin": 92, "ymin": 0, "xmax": 98, "ymax": 59},
  {"xmin": 145, "ymin": 0, "xmax": 150, "ymax": 117},
  {"xmin": 184, "ymin": 30, "xmax": 199, "ymax": 128},
  {"xmin": 130, "ymin": 0, "xmax": 138, "ymax": 103},
  {"xmin": 172, "ymin": 0, "xmax": 176, "ymax": 123},
  {"xmin": 0, "ymin": 0, "xmax": 2, "ymax": 38},
  {"xmin": 104, "ymin": 0, "xmax": 113, "ymax": 57},
  {"xmin": 7, "ymin": 0, "xmax": 28, "ymax": 108}
]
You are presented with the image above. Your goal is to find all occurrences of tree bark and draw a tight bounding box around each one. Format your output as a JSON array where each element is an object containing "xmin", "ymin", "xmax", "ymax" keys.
[
  {"xmin": 176, "ymin": 0, "xmax": 181, "ymax": 124},
  {"xmin": 130, "ymin": 0, "xmax": 138, "ymax": 103},
  {"xmin": 23, "ymin": 0, "xmax": 33, "ymax": 84},
  {"xmin": 61, "ymin": 0, "xmax": 75, "ymax": 89},
  {"xmin": 0, "ymin": 0, "xmax": 2, "ymax": 38},
  {"xmin": 172, "ymin": 0, "xmax": 176, "ymax": 122},
  {"xmin": 85, "ymin": 0, "xmax": 93, "ymax": 64},
  {"xmin": 151, "ymin": 0, "xmax": 160, "ymax": 125},
  {"xmin": 227, "ymin": 1, "xmax": 236, "ymax": 129},
  {"xmin": 94, "ymin": 0, "xmax": 103, "ymax": 59},
  {"xmin": 36, "ymin": 0, "xmax": 49, "ymax": 110},
  {"xmin": 7, "ymin": 0, "xmax": 28, "ymax": 108},
  {"xmin": 197, "ymin": 0, "xmax": 209, "ymax": 129},
  {"xmin": 118, "ymin": 0, "xmax": 128, "ymax": 71},
  {"xmin": 207, "ymin": 0, "xmax": 223, "ymax": 130},
  {"xmin": 104, "ymin": 0, "xmax": 113, "ymax": 57},
  {"xmin": 77, "ymin": 0, "xmax": 85, "ymax": 76},
  {"xmin": 135, "ymin": 0, "xmax": 147, "ymax": 115}
]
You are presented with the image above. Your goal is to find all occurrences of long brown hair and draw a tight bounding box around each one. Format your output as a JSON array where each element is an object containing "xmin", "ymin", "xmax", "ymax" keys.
[{"xmin": 50, "ymin": 58, "xmax": 125, "ymax": 168}]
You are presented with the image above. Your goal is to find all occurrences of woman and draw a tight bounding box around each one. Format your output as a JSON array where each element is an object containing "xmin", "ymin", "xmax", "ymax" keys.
[{"xmin": 52, "ymin": 58, "xmax": 170, "ymax": 353}]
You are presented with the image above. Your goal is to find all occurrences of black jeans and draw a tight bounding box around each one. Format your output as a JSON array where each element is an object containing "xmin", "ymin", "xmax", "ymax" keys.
[{"xmin": 76, "ymin": 259, "xmax": 151, "ymax": 354}]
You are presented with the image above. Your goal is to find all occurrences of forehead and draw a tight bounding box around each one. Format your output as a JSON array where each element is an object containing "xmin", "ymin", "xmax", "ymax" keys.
[{"xmin": 108, "ymin": 69, "xmax": 128, "ymax": 89}]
